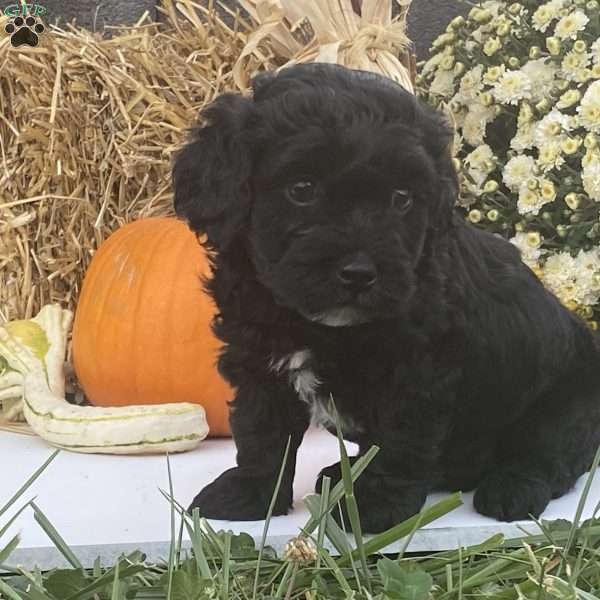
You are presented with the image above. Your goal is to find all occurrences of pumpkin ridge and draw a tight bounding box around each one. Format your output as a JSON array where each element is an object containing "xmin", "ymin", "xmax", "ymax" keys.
[
  {"xmin": 74, "ymin": 220, "xmax": 146, "ymax": 396},
  {"xmin": 130, "ymin": 220, "xmax": 178, "ymax": 403}
]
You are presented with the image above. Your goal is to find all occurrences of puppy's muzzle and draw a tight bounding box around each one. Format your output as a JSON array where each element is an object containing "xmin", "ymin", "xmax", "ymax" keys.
[{"xmin": 337, "ymin": 252, "xmax": 378, "ymax": 294}]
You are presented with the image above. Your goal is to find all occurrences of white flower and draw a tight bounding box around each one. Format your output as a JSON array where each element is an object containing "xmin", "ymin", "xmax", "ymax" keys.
[
  {"xmin": 492, "ymin": 70, "xmax": 532, "ymax": 105},
  {"xmin": 561, "ymin": 50, "xmax": 591, "ymax": 81},
  {"xmin": 521, "ymin": 59, "xmax": 557, "ymax": 101},
  {"xmin": 462, "ymin": 103, "xmax": 496, "ymax": 146},
  {"xmin": 582, "ymin": 154, "xmax": 600, "ymax": 200},
  {"xmin": 456, "ymin": 65, "xmax": 484, "ymax": 103},
  {"xmin": 421, "ymin": 53, "xmax": 444, "ymax": 76},
  {"xmin": 465, "ymin": 144, "xmax": 494, "ymax": 169},
  {"xmin": 537, "ymin": 141, "xmax": 565, "ymax": 171},
  {"xmin": 453, "ymin": 132, "xmax": 464, "ymax": 156},
  {"xmin": 517, "ymin": 103, "xmax": 534, "ymax": 128},
  {"xmin": 573, "ymin": 250, "xmax": 600, "ymax": 305},
  {"xmin": 472, "ymin": 26, "xmax": 487, "ymax": 44},
  {"xmin": 510, "ymin": 232, "xmax": 544, "ymax": 267},
  {"xmin": 511, "ymin": 123, "xmax": 536, "ymax": 152},
  {"xmin": 430, "ymin": 69, "xmax": 456, "ymax": 96},
  {"xmin": 517, "ymin": 182, "xmax": 552, "ymax": 216},
  {"xmin": 503, "ymin": 155, "xmax": 536, "ymax": 191},
  {"xmin": 542, "ymin": 250, "xmax": 600, "ymax": 307},
  {"xmin": 591, "ymin": 39, "xmax": 600, "ymax": 66},
  {"xmin": 534, "ymin": 110, "xmax": 571, "ymax": 147},
  {"xmin": 484, "ymin": 37, "xmax": 502, "ymax": 57},
  {"xmin": 464, "ymin": 144, "xmax": 495, "ymax": 188},
  {"xmin": 532, "ymin": 0, "xmax": 564, "ymax": 32},
  {"xmin": 483, "ymin": 65, "xmax": 506, "ymax": 86},
  {"xmin": 540, "ymin": 178, "xmax": 557, "ymax": 202},
  {"xmin": 577, "ymin": 81, "xmax": 600, "ymax": 133},
  {"xmin": 541, "ymin": 252, "xmax": 578, "ymax": 305},
  {"xmin": 554, "ymin": 10, "xmax": 589, "ymax": 40}
]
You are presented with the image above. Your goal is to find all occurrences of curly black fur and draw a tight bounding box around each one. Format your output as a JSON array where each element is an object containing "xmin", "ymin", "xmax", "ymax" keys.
[{"xmin": 173, "ymin": 63, "xmax": 600, "ymax": 533}]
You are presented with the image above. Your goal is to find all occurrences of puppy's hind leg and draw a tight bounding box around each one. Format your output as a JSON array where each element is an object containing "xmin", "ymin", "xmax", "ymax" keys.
[{"xmin": 474, "ymin": 364, "xmax": 600, "ymax": 521}]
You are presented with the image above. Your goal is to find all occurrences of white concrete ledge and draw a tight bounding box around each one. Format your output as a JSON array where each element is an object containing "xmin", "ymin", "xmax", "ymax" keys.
[{"xmin": 2, "ymin": 428, "xmax": 598, "ymax": 570}]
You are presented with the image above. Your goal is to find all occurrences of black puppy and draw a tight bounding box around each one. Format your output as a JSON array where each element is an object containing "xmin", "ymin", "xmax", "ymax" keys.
[{"xmin": 173, "ymin": 63, "xmax": 600, "ymax": 533}]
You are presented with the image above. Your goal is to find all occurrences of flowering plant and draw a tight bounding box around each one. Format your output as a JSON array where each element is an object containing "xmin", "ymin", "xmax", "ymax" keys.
[{"xmin": 419, "ymin": 0, "xmax": 600, "ymax": 325}]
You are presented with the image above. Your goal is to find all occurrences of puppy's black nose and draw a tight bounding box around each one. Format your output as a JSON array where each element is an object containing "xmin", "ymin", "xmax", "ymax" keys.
[{"xmin": 337, "ymin": 253, "xmax": 377, "ymax": 292}]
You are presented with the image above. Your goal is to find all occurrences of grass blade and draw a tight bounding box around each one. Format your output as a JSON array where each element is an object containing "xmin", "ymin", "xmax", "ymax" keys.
[
  {"xmin": 221, "ymin": 530, "xmax": 231, "ymax": 600},
  {"xmin": 332, "ymin": 398, "xmax": 371, "ymax": 592},
  {"xmin": 166, "ymin": 454, "xmax": 176, "ymax": 600},
  {"xmin": 316, "ymin": 476, "xmax": 331, "ymax": 568},
  {"xmin": 65, "ymin": 556, "xmax": 147, "ymax": 600},
  {"xmin": 315, "ymin": 546, "xmax": 354, "ymax": 596},
  {"xmin": 31, "ymin": 500, "xmax": 82, "ymax": 570},
  {"xmin": 0, "ymin": 450, "xmax": 59, "ymax": 520},
  {"xmin": 303, "ymin": 446, "xmax": 379, "ymax": 537},
  {"xmin": 338, "ymin": 492, "xmax": 462, "ymax": 566},
  {"xmin": 185, "ymin": 508, "xmax": 211, "ymax": 578},
  {"xmin": 0, "ymin": 577, "xmax": 26, "ymax": 600},
  {"xmin": 564, "ymin": 445, "xmax": 600, "ymax": 557},
  {"xmin": 252, "ymin": 436, "xmax": 291, "ymax": 600},
  {"xmin": 0, "ymin": 498, "xmax": 34, "ymax": 539},
  {"xmin": 397, "ymin": 507, "xmax": 424, "ymax": 562},
  {"xmin": 304, "ymin": 495, "xmax": 351, "ymax": 556},
  {"xmin": 0, "ymin": 534, "xmax": 21, "ymax": 566},
  {"xmin": 273, "ymin": 562, "xmax": 295, "ymax": 599},
  {"xmin": 111, "ymin": 559, "xmax": 121, "ymax": 600}
]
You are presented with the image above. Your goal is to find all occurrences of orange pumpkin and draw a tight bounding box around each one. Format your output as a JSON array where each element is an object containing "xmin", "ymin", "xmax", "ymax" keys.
[{"xmin": 72, "ymin": 217, "xmax": 233, "ymax": 437}]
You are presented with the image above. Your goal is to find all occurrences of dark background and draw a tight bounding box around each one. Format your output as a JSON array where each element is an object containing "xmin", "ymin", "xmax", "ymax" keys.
[{"xmin": 38, "ymin": 0, "xmax": 469, "ymax": 59}]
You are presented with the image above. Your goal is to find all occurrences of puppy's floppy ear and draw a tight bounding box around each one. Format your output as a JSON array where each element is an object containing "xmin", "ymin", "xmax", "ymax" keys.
[
  {"xmin": 418, "ymin": 102, "xmax": 460, "ymax": 229},
  {"xmin": 172, "ymin": 93, "xmax": 256, "ymax": 250}
]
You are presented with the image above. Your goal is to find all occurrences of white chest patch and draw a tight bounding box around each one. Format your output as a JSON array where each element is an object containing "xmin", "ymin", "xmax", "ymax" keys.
[
  {"xmin": 270, "ymin": 350, "xmax": 363, "ymax": 435},
  {"xmin": 271, "ymin": 350, "xmax": 321, "ymax": 404}
]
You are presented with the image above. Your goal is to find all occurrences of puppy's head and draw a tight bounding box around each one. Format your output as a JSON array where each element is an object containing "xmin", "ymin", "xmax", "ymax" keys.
[{"xmin": 173, "ymin": 63, "xmax": 458, "ymax": 326}]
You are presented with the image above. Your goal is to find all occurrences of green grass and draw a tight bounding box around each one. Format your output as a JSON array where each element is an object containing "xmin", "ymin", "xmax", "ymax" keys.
[{"xmin": 2, "ymin": 442, "xmax": 600, "ymax": 600}]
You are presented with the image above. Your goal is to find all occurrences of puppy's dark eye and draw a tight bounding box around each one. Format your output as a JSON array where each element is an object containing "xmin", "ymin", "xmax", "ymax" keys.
[
  {"xmin": 391, "ymin": 189, "xmax": 413, "ymax": 214},
  {"xmin": 286, "ymin": 181, "xmax": 317, "ymax": 206}
]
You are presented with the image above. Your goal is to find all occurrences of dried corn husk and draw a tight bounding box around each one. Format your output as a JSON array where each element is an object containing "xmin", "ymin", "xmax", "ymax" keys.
[{"xmin": 233, "ymin": 0, "xmax": 414, "ymax": 92}]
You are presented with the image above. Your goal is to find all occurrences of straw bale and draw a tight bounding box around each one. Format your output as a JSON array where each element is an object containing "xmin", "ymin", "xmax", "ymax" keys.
[{"xmin": 0, "ymin": 0, "xmax": 260, "ymax": 324}]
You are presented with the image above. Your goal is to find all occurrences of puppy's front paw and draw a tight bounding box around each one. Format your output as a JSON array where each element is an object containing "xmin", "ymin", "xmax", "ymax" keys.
[
  {"xmin": 474, "ymin": 468, "xmax": 551, "ymax": 521},
  {"xmin": 188, "ymin": 467, "xmax": 292, "ymax": 521},
  {"xmin": 316, "ymin": 461, "xmax": 427, "ymax": 533}
]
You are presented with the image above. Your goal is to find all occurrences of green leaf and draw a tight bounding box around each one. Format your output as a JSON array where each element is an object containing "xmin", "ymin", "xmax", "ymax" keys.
[
  {"xmin": 229, "ymin": 532, "xmax": 256, "ymax": 558},
  {"xmin": 169, "ymin": 570, "xmax": 211, "ymax": 600},
  {"xmin": 377, "ymin": 558, "xmax": 433, "ymax": 600},
  {"xmin": 44, "ymin": 570, "xmax": 89, "ymax": 598},
  {"xmin": 65, "ymin": 557, "xmax": 147, "ymax": 600}
]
